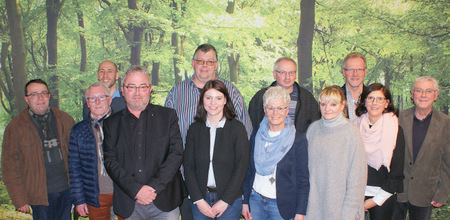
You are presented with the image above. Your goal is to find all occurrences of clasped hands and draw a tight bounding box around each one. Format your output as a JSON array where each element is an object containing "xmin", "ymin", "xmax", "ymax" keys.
[
  {"xmin": 136, "ymin": 185, "xmax": 157, "ymax": 206},
  {"xmin": 196, "ymin": 199, "xmax": 228, "ymax": 218}
]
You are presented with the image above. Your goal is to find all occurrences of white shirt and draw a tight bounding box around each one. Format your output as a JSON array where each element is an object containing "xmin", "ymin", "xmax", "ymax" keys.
[{"xmin": 206, "ymin": 117, "xmax": 226, "ymax": 187}]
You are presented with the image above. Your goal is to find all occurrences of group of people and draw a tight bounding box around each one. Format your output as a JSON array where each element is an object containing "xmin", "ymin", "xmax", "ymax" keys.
[{"xmin": 1, "ymin": 44, "xmax": 448, "ymax": 220}]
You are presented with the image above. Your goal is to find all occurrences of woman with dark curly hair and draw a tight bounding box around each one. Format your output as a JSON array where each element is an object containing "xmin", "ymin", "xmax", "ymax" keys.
[{"xmin": 354, "ymin": 83, "xmax": 405, "ymax": 220}]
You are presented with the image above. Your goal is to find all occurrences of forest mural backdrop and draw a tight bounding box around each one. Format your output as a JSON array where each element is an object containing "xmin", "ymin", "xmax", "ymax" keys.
[{"xmin": 0, "ymin": 0, "xmax": 448, "ymax": 218}]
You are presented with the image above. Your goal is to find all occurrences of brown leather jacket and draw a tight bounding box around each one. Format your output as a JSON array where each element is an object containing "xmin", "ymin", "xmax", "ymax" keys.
[{"xmin": 1, "ymin": 106, "xmax": 74, "ymax": 208}]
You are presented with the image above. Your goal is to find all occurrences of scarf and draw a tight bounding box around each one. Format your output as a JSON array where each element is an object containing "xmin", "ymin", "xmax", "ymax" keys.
[
  {"xmin": 354, "ymin": 112, "xmax": 398, "ymax": 171},
  {"xmin": 254, "ymin": 117, "xmax": 296, "ymax": 175},
  {"xmin": 91, "ymin": 110, "xmax": 111, "ymax": 176}
]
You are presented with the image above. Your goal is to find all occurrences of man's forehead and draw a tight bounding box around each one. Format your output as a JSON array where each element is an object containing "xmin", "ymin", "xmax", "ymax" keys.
[
  {"xmin": 88, "ymin": 86, "xmax": 108, "ymax": 95},
  {"xmin": 98, "ymin": 61, "xmax": 116, "ymax": 71},
  {"xmin": 27, "ymin": 83, "xmax": 48, "ymax": 91}
]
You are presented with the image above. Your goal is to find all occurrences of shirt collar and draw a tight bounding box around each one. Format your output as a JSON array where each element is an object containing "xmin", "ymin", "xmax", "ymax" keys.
[
  {"xmin": 206, "ymin": 117, "xmax": 226, "ymax": 128},
  {"xmin": 111, "ymin": 89, "xmax": 120, "ymax": 99}
]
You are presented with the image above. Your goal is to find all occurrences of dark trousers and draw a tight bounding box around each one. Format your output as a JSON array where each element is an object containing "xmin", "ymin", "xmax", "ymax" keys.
[
  {"xmin": 180, "ymin": 197, "xmax": 194, "ymax": 220},
  {"xmin": 30, "ymin": 189, "xmax": 71, "ymax": 220},
  {"xmin": 365, "ymin": 196, "xmax": 395, "ymax": 220},
  {"xmin": 391, "ymin": 199, "xmax": 433, "ymax": 220}
]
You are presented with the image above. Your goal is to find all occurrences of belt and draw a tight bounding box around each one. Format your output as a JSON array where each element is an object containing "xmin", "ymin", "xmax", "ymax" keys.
[
  {"xmin": 206, "ymin": 187, "xmax": 217, "ymax": 193},
  {"xmin": 256, "ymin": 191, "xmax": 272, "ymax": 200}
]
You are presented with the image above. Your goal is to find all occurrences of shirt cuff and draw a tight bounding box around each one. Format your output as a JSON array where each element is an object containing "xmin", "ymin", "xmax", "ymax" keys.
[{"xmin": 193, "ymin": 199, "xmax": 204, "ymax": 205}]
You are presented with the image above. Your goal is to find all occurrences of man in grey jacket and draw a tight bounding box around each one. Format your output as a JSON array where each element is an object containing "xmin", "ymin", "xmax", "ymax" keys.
[{"xmin": 393, "ymin": 76, "xmax": 450, "ymax": 220}]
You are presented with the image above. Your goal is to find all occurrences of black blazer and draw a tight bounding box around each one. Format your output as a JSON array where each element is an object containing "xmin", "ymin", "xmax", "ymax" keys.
[
  {"xmin": 103, "ymin": 104, "xmax": 184, "ymax": 218},
  {"xmin": 184, "ymin": 118, "xmax": 249, "ymax": 205}
]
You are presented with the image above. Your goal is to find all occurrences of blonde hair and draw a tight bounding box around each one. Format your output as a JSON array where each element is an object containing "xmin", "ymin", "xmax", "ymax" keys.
[
  {"xmin": 319, "ymin": 85, "xmax": 347, "ymax": 117},
  {"xmin": 263, "ymin": 86, "xmax": 291, "ymax": 107}
]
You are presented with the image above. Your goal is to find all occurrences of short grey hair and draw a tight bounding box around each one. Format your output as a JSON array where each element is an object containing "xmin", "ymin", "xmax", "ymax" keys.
[
  {"xmin": 263, "ymin": 86, "xmax": 291, "ymax": 107},
  {"xmin": 413, "ymin": 76, "xmax": 439, "ymax": 92},
  {"xmin": 123, "ymin": 65, "xmax": 151, "ymax": 85},
  {"xmin": 273, "ymin": 57, "xmax": 297, "ymax": 71},
  {"xmin": 342, "ymin": 52, "xmax": 367, "ymax": 69},
  {"xmin": 85, "ymin": 82, "xmax": 110, "ymax": 99}
]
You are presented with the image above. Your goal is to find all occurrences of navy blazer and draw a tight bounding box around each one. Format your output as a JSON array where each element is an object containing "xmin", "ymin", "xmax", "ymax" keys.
[
  {"xmin": 243, "ymin": 129, "xmax": 310, "ymax": 219},
  {"xmin": 103, "ymin": 104, "xmax": 184, "ymax": 218},
  {"xmin": 184, "ymin": 119, "xmax": 249, "ymax": 205}
]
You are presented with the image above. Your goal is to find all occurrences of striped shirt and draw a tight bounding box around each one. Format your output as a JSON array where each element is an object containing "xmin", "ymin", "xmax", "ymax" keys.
[{"xmin": 165, "ymin": 75, "xmax": 253, "ymax": 144}]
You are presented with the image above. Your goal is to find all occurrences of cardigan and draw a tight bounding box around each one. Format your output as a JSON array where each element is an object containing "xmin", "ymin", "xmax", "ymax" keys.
[
  {"xmin": 184, "ymin": 118, "xmax": 249, "ymax": 205},
  {"xmin": 1, "ymin": 107, "xmax": 74, "ymax": 208},
  {"xmin": 305, "ymin": 115, "xmax": 366, "ymax": 220},
  {"xmin": 248, "ymin": 81, "xmax": 320, "ymax": 133},
  {"xmin": 243, "ymin": 129, "xmax": 310, "ymax": 219}
]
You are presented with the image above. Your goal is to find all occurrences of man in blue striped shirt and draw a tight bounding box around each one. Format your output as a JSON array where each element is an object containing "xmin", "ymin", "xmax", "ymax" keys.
[{"xmin": 164, "ymin": 44, "xmax": 252, "ymax": 220}]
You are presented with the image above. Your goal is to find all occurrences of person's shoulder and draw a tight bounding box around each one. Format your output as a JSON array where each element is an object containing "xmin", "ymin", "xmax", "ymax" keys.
[
  {"xmin": 5, "ymin": 108, "xmax": 29, "ymax": 129},
  {"xmin": 433, "ymin": 108, "xmax": 450, "ymax": 120},
  {"xmin": 51, "ymin": 107, "xmax": 74, "ymax": 123},
  {"xmin": 150, "ymin": 104, "xmax": 177, "ymax": 115},
  {"xmin": 296, "ymin": 83, "xmax": 315, "ymax": 98},
  {"xmin": 72, "ymin": 118, "xmax": 90, "ymax": 131}
]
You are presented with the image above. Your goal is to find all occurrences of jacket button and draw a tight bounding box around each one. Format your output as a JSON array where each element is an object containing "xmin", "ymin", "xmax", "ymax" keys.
[
  {"xmin": 410, "ymin": 177, "xmax": 414, "ymax": 180},
  {"xmin": 409, "ymin": 162, "xmax": 413, "ymax": 165},
  {"xmin": 132, "ymin": 173, "xmax": 135, "ymax": 177}
]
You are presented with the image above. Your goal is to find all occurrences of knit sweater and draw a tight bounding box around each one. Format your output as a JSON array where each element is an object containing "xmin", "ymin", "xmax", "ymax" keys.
[{"xmin": 305, "ymin": 114, "xmax": 367, "ymax": 220}]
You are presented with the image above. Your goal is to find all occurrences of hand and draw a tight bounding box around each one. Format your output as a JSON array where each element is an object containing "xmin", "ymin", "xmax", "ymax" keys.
[
  {"xmin": 75, "ymin": 204, "xmax": 89, "ymax": 217},
  {"xmin": 364, "ymin": 198, "xmax": 377, "ymax": 211},
  {"xmin": 17, "ymin": 204, "xmax": 30, "ymax": 213},
  {"xmin": 196, "ymin": 200, "xmax": 215, "ymax": 218},
  {"xmin": 431, "ymin": 201, "xmax": 444, "ymax": 208},
  {"xmin": 211, "ymin": 200, "xmax": 228, "ymax": 218},
  {"xmin": 242, "ymin": 204, "xmax": 252, "ymax": 220},
  {"xmin": 294, "ymin": 214, "xmax": 304, "ymax": 220},
  {"xmin": 135, "ymin": 185, "xmax": 157, "ymax": 205}
]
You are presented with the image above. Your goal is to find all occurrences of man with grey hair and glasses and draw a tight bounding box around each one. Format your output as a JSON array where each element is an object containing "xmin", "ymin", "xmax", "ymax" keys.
[
  {"xmin": 340, "ymin": 52, "xmax": 367, "ymax": 121},
  {"xmin": 69, "ymin": 82, "xmax": 123, "ymax": 219},
  {"xmin": 248, "ymin": 57, "xmax": 320, "ymax": 133},
  {"xmin": 392, "ymin": 76, "xmax": 449, "ymax": 220},
  {"xmin": 104, "ymin": 65, "xmax": 184, "ymax": 219}
]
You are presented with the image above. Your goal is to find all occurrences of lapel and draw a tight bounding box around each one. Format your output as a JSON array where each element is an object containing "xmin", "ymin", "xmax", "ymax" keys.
[
  {"xmin": 415, "ymin": 108, "xmax": 442, "ymax": 162},
  {"xmin": 401, "ymin": 108, "xmax": 415, "ymax": 159},
  {"xmin": 145, "ymin": 105, "xmax": 156, "ymax": 157},
  {"xmin": 120, "ymin": 110, "xmax": 133, "ymax": 157}
]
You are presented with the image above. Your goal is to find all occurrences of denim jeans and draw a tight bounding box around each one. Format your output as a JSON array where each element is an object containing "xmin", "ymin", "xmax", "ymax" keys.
[
  {"xmin": 30, "ymin": 189, "xmax": 71, "ymax": 220},
  {"xmin": 190, "ymin": 191, "xmax": 242, "ymax": 220},
  {"xmin": 391, "ymin": 200, "xmax": 433, "ymax": 220},
  {"xmin": 249, "ymin": 190, "xmax": 286, "ymax": 220},
  {"xmin": 126, "ymin": 202, "xmax": 179, "ymax": 220}
]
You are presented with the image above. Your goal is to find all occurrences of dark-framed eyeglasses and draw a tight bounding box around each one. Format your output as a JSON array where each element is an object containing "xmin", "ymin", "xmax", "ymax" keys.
[
  {"xmin": 124, "ymin": 84, "xmax": 151, "ymax": 91},
  {"xmin": 26, "ymin": 91, "xmax": 50, "ymax": 98},
  {"xmin": 344, "ymin": 68, "xmax": 365, "ymax": 73},
  {"xmin": 194, "ymin": 59, "xmax": 217, "ymax": 66}
]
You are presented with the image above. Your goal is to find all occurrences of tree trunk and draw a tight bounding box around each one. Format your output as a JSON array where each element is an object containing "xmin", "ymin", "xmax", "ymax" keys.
[
  {"xmin": 128, "ymin": 0, "xmax": 143, "ymax": 65},
  {"xmin": 297, "ymin": 0, "xmax": 315, "ymax": 92},
  {"xmin": 6, "ymin": 0, "xmax": 27, "ymax": 114},
  {"xmin": 74, "ymin": 0, "xmax": 86, "ymax": 72},
  {"xmin": 46, "ymin": 0, "xmax": 63, "ymax": 109},
  {"xmin": 226, "ymin": 2, "xmax": 239, "ymax": 83},
  {"xmin": 171, "ymin": 32, "xmax": 182, "ymax": 83}
]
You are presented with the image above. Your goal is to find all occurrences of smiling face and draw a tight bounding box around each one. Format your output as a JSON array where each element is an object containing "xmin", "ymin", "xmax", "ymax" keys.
[
  {"xmin": 264, "ymin": 99, "xmax": 289, "ymax": 131},
  {"xmin": 320, "ymin": 100, "xmax": 345, "ymax": 121},
  {"xmin": 412, "ymin": 80, "xmax": 439, "ymax": 113},
  {"xmin": 203, "ymin": 88, "xmax": 226, "ymax": 121},
  {"xmin": 342, "ymin": 57, "xmax": 367, "ymax": 88},
  {"xmin": 192, "ymin": 50, "xmax": 218, "ymax": 86},
  {"xmin": 97, "ymin": 61, "xmax": 119, "ymax": 89},
  {"xmin": 273, "ymin": 59, "xmax": 297, "ymax": 92},
  {"xmin": 365, "ymin": 90, "xmax": 389, "ymax": 123},
  {"xmin": 122, "ymin": 72, "xmax": 152, "ymax": 113},
  {"xmin": 86, "ymin": 86, "xmax": 112, "ymax": 120},
  {"xmin": 24, "ymin": 83, "xmax": 50, "ymax": 115}
]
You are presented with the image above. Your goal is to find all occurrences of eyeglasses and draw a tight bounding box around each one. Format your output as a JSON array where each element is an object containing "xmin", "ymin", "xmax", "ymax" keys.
[
  {"xmin": 344, "ymin": 68, "xmax": 365, "ymax": 73},
  {"xmin": 264, "ymin": 106, "xmax": 288, "ymax": 114},
  {"xmin": 87, "ymin": 95, "xmax": 109, "ymax": 103},
  {"xmin": 194, "ymin": 59, "xmax": 217, "ymax": 66},
  {"xmin": 26, "ymin": 91, "xmax": 50, "ymax": 98},
  {"xmin": 413, "ymin": 89, "xmax": 435, "ymax": 95},
  {"xmin": 275, "ymin": 70, "xmax": 296, "ymax": 77},
  {"xmin": 124, "ymin": 84, "xmax": 151, "ymax": 91},
  {"xmin": 367, "ymin": 97, "xmax": 386, "ymax": 103}
]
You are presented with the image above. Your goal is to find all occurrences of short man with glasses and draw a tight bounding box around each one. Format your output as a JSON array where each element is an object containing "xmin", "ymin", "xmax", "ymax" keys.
[
  {"xmin": 2, "ymin": 79, "xmax": 75, "ymax": 219},
  {"xmin": 392, "ymin": 76, "xmax": 449, "ymax": 220},
  {"xmin": 103, "ymin": 65, "xmax": 184, "ymax": 219},
  {"xmin": 248, "ymin": 57, "xmax": 320, "ymax": 132},
  {"xmin": 341, "ymin": 52, "xmax": 367, "ymax": 121},
  {"xmin": 164, "ymin": 44, "xmax": 252, "ymax": 220},
  {"xmin": 69, "ymin": 82, "xmax": 123, "ymax": 220},
  {"xmin": 82, "ymin": 60, "xmax": 126, "ymax": 119}
]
